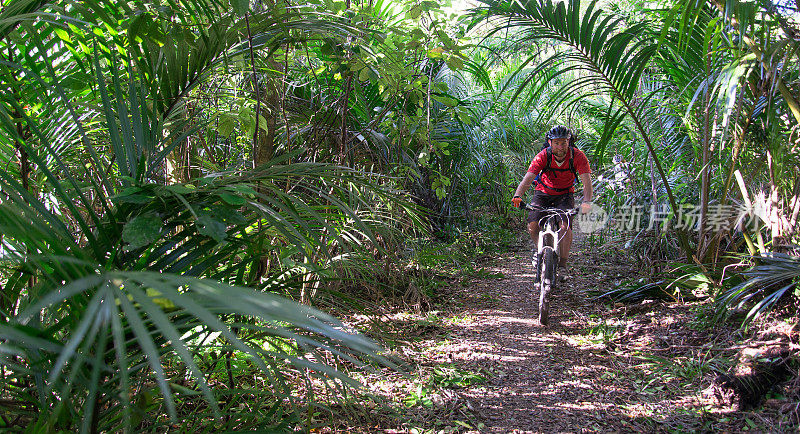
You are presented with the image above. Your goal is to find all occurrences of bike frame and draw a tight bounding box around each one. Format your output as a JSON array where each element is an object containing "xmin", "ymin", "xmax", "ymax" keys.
[
  {"xmin": 524, "ymin": 205, "xmax": 573, "ymax": 283},
  {"xmin": 537, "ymin": 212, "xmax": 562, "ymax": 276},
  {"xmin": 522, "ymin": 204, "xmax": 576, "ymax": 325}
]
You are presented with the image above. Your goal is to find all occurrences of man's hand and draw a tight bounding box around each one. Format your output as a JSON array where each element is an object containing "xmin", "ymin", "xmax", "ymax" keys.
[
  {"xmin": 512, "ymin": 196, "xmax": 523, "ymax": 208},
  {"xmin": 580, "ymin": 201, "xmax": 592, "ymax": 214}
]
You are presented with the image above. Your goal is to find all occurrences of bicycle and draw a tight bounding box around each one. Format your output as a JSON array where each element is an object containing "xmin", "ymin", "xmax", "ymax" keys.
[{"xmin": 521, "ymin": 204, "xmax": 578, "ymax": 326}]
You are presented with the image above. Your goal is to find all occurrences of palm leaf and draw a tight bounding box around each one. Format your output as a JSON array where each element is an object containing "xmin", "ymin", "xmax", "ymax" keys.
[
  {"xmin": 716, "ymin": 253, "xmax": 800, "ymax": 326},
  {"xmin": 2, "ymin": 265, "xmax": 389, "ymax": 429}
]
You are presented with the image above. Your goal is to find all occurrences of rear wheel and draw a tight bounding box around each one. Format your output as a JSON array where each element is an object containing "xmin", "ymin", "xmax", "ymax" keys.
[{"xmin": 539, "ymin": 247, "xmax": 557, "ymax": 326}]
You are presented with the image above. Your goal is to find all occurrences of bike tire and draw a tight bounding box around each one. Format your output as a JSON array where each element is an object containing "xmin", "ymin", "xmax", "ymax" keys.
[
  {"xmin": 532, "ymin": 250, "xmax": 541, "ymax": 284},
  {"xmin": 539, "ymin": 247, "xmax": 557, "ymax": 326}
]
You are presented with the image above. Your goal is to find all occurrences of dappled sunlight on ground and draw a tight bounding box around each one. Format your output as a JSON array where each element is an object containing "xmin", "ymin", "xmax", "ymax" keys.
[{"xmin": 342, "ymin": 233, "xmax": 797, "ymax": 432}]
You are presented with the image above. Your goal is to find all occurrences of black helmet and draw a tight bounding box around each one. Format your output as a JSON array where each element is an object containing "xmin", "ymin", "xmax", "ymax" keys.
[
  {"xmin": 546, "ymin": 125, "xmax": 572, "ymax": 140},
  {"xmin": 544, "ymin": 125, "xmax": 576, "ymax": 147}
]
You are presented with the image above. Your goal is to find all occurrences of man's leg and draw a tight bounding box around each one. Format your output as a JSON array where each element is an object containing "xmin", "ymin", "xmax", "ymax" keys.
[
  {"xmin": 556, "ymin": 192, "xmax": 575, "ymax": 269},
  {"xmin": 558, "ymin": 224, "xmax": 572, "ymax": 268},
  {"xmin": 528, "ymin": 220, "xmax": 542, "ymax": 283},
  {"xmin": 528, "ymin": 220, "xmax": 540, "ymax": 244}
]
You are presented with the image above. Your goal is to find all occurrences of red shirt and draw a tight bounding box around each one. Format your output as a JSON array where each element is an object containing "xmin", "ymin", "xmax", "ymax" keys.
[{"xmin": 527, "ymin": 148, "xmax": 591, "ymax": 195}]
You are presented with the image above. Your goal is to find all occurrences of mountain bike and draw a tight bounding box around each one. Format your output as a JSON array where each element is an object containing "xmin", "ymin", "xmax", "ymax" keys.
[{"xmin": 521, "ymin": 204, "xmax": 577, "ymax": 326}]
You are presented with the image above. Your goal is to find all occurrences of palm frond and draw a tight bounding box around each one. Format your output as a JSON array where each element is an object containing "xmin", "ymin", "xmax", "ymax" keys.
[{"xmin": 716, "ymin": 253, "xmax": 800, "ymax": 326}]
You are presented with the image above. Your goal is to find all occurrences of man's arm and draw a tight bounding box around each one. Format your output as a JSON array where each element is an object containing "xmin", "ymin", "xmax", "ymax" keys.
[
  {"xmin": 514, "ymin": 172, "xmax": 537, "ymax": 198},
  {"xmin": 580, "ymin": 172, "xmax": 593, "ymax": 213},
  {"xmin": 580, "ymin": 172, "xmax": 592, "ymax": 202}
]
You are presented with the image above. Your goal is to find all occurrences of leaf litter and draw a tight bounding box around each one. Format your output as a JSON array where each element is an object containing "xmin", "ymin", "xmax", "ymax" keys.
[{"xmin": 330, "ymin": 233, "xmax": 798, "ymax": 433}]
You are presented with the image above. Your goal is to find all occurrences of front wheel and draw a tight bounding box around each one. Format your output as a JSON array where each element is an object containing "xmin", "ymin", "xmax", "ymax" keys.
[{"xmin": 539, "ymin": 247, "xmax": 557, "ymax": 326}]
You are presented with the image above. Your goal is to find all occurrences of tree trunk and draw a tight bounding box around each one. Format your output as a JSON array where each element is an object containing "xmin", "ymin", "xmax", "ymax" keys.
[
  {"xmin": 649, "ymin": 152, "xmax": 657, "ymax": 208},
  {"xmin": 708, "ymin": 89, "xmax": 747, "ymax": 262},
  {"xmin": 338, "ymin": 75, "xmax": 352, "ymax": 164},
  {"xmin": 337, "ymin": 0, "xmax": 353, "ymax": 165},
  {"xmin": 15, "ymin": 137, "xmax": 29, "ymax": 192},
  {"xmin": 167, "ymin": 102, "xmax": 195, "ymax": 183},
  {"xmin": 697, "ymin": 44, "xmax": 712, "ymax": 260},
  {"xmin": 785, "ymin": 178, "xmax": 800, "ymax": 240},
  {"xmin": 245, "ymin": 13, "xmax": 279, "ymax": 169},
  {"xmin": 766, "ymin": 149, "xmax": 785, "ymax": 250}
]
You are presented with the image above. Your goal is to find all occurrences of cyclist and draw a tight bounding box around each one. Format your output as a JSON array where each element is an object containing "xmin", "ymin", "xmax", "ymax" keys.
[{"xmin": 511, "ymin": 125, "xmax": 593, "ymax": 274}]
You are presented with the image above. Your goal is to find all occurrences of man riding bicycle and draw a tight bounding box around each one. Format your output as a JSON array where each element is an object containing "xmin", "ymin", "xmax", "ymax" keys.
[{"xmin": 512, "ymin": 125, "xmax": 593, "ymax": 275}]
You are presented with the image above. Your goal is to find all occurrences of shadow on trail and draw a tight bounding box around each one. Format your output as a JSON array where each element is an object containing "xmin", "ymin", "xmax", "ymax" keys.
[{"xmin": 432, "ymin": 237, "xmax": 722, "ymax": 432}]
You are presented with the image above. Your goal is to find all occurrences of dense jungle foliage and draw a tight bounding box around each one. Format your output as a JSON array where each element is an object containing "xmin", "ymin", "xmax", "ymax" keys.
[{"xmin": 0, "ymin": 0, "xmax": 798, "ymax": 431}]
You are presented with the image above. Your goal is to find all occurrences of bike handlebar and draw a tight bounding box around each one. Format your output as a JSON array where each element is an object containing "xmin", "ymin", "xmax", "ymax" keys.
[
  {"xmin": 519, "ymin": 203, "xmax": 580, "ymax": 215},
  {"xmin": 519, "ymin": 204, "xmax": 581, "ymax": 233}
]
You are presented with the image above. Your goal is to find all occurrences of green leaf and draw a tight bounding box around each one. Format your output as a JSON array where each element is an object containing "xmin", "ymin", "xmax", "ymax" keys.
[
  {"xmin": 225, "ymin": 184, "xmax": 256, "ymax": 196},
  {"xmin": 454, "ymin": 420, "xmax": 474, "ymax": 429},
  {"xmin": 122, "ymin": 214, "xmax": 163, "ymax": 249},
  {"xmin": 218, "ymin": 113, "xmax": 236, "ymax": 138},
  {"xmin": 54, "ymin": 27, "xmax": 71, "ymax": 43},
  {"xmin": 418, "ymin": 151, "xmax": 430, "ymax": 165},
  {"xmin": 113, "ymin": 193, "xmax": 153, "ymax": 204},
  {"xmin": 218, "ymin": 192, "xmax": 246, "ymax": 206},
  {"xmin": 146, "ymin": 288, "xmax": 176, "ymax": 310},
  {"xmin": 61, "ymin": 72, "xmax": 91, "ymax": 91},
  {"xmin": 320, "ymin": 41, "xmax": 334, "ymax": 56},
  {"xmin": 197, "ymin": 213, "xmax": 227, "ymax": 242},
  {"xmin": 445, "ymin": 55, "xmax": 463, "ymax": 71},
  {"xmin": 128, "ymin": 13, "xmax": 149, "ymax": 43},
  {"xmin": 257, "ymin": 114, "xmax": 268, "ymax": 133},
  {"xmin": 165, "ymin": 184, "xmax": 195, "ymax": 194},
  {"xmin": 170, "ymin": 382, "xmax": 202, "ymax": 396},
  {"xmin": 230, "ymin": 0, "xmax": 249, "ymax": 16},
  {"xmin": 238, "ymin": 106, "xmax": 254, "ymax": 133},
  {"xmin": 358, "ymin": 67, "xmax": 370, "ymax": 82},
  {"xmin": 431, "ymin": 94, "xmax": 457, "ymax": 107},
  {"xmin": 427, "ymin": 47, "xmax": 444, "ymax": 58},
  {"xmin": 210, "ymin": 206, "xmax": 247, "ymax": 225}
]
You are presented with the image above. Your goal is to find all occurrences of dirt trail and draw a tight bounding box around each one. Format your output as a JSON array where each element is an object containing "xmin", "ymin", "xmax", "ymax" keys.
[
  {"xmin": 441, "ymin": 236, "xmax": 623, "ymax": 431},
  {"xmin": 362, "ymin": 232, "xmax": 795, "ymax": 432},
  {"xmin": 402, "ymin": 233, "xmax": 724, "ymax": 433}
]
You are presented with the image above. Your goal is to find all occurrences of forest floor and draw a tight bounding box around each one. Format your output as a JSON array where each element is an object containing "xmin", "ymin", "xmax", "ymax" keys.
[{"xmin": 338, "ymin": 230, "xmax": 799, "ymax": 433}]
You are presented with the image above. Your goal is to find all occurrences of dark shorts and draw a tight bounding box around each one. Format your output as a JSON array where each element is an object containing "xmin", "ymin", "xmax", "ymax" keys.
[{"xmin": 527, "ymin": 190, "xmax": 575, "ymax": 228}]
